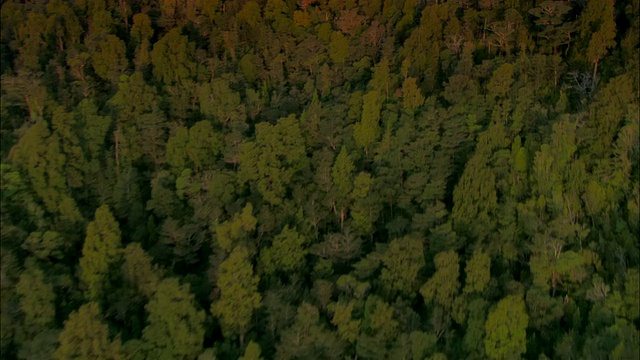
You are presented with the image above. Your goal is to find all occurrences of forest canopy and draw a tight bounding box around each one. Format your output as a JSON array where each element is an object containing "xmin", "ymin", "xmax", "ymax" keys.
[{"xmin": 0, "ymin": 0, "xmax": 638, "ymax": 359}]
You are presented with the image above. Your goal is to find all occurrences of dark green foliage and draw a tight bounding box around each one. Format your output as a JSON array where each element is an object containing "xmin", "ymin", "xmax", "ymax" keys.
[{"xmin": 1, "ymin": 0, "xmax": 638, "ymax": 359}]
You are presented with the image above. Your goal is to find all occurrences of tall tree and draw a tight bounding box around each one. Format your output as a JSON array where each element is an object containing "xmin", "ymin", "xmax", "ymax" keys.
[
  {"xmin": 212, "ymin": 246, "xmax": 261, "ymax": 345},
  {"xmin": 79, "ymin": 204, "xmax": 122, "ymax": 301},
  {"xmin": 354, "ymin": 90, "xmax": 382, "ymax": 155}
]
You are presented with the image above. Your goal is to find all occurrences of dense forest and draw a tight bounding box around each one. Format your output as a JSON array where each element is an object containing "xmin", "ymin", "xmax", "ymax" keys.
[{"xmin": 0, "ymin": 0, "xmax": 638, "ymax": 359}]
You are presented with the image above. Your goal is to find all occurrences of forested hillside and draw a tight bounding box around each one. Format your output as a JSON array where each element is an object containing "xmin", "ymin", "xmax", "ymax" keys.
[{"xmin": 1, "ymin": 0, "xmax": 638, "ymax": 359}]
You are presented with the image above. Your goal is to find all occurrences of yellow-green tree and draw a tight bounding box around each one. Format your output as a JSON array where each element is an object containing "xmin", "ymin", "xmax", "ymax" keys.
[
  {"xmin": 260, "ymin": 226, "xmax": 308, "ymax": 275},
  {"xmin": 354, "ymin": 91, "xmax": 382, "ymax": 155},
  {"xmin": 141, "ymin": 278, "xmax": 205, "ymax": 359},
  {"xmin": 380, "ymin": 236, "xmax": 425, "ymax": 298},
  {"xmin": 16, "ymin": 259, "xmax": 56, "ymax": 340},
  {"xmin": 54, "ymin": 302, "xmax": 122, "ymax": 360},
  {"xmin": 463, "ymin": 249, "xmax": 491, "ymax": 294},
  {"xmin": 151, "ymin": 27, "xmax": 196, "ymax": 85},
  {"xmin": 484, "ymin": 295, "xmax": 529, "ymax": 360},
  {"xmin": 79, "ymin": 205, "xmax": 122, "ymax": 301},
  {"xmin": 421, "ymin": 251, "xmax": 460, "ymax": 311},
  {"xmin": 212, "ymin": 246, "xmax": 261, "ymax": 345}
]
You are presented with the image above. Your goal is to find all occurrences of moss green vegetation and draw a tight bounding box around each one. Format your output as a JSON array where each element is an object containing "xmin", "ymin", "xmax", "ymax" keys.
[{"xmin": 1, "ymin": 0, "xmax": 638, "ymax": 359}]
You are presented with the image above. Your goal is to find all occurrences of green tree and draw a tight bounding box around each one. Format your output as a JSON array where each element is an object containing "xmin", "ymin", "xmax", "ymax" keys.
[
  {"xmin": 16, "ymin": 259, "xmax": 56, "ymax": 339},
  {"xmin": 582, "ymin": 0, "xmax": 616, "ymax": 78},
  {"xmin": 109, "ymin": 72, "xmax": 168, "ymax": 166},
  {"xmin": 54, "ymin": 302, "xmax": 122, "ymax": 360},
  {"xmin": 484, "ymin": 295, "xmax": 529, "ymax": 360},
  {"xmin": 214, "ymin": 203, "xmax": 257, "ymax": 252},
  {"xmin": 130, "ymin": 13, "xmax": 154, "ymax": 69},
  {"xmin": 525, "ymin": 286, "xmax": 563, "ymax": 330},
  {"xmin": 22, "ymin": 231, "xmax": 66, "ymax": 262},
  {"xmin": 212, "ymin": 246, "xmax": 261, "ymax": 345},
  {"xmin": 90, "ymin": 34, "xmax": 128, "ymax": 83},
  {"xmin": 463, "ymin": 249, "xmax": 491, "ymax": 294},
  {"xmin": 528, "ymin": 1, "xmax": 574, "ymax": 55},
  {"xmin": 238, "ymin": 115, "xmax": 307, "ymax": 205},
  {"xmin": 16, "ymin": 12, "xmax": 50, "ymax": 71},
  {"xmin": 51, "ymin": 106, "xmax": 85, "ymax": 189},
  {"xmin": 329, "ymin": 31, "xmax": 349, "ymax": 64},
  {"xmin": 260, "ymin": 226, "xmax": 307, "ymax": 275},
  {"xmin": 151, "ymin": 27, "xmax": 196, "ymax": 85},
  {"xmin": 236, "ymin": 1, "xmax": 262, "ymax": 28},
  {"xmin": 8, "ymin": 121, "xmax": 83, "ymax": 223},
  {"xmin": 331, "ymin": 300, "xmax": 361, "ymax": 343},
  {"xmin": 401, "ymin": 77, "xmax": 424, "ymax": 115},
  {"xmin": 369, "ymin": 57, "xmax": 395, "ymax": 100},
  {"xmin": 451, "ymin": 155, "xmax": 498, "ymax": 242},
  {"xmin": 332, "ymin": 146, "xmax": 354, "ymax": 228},
  {"xmin": 121, "ymin": 243, "xmax": 161, "ymax": 299},
  {"xmin": 17, "ymin": 329, "xmax": 61, "ymax": 360},
  {"xmin": 464, "ymin": 299, "xmax": 489, "ymax": 358},
  {"xmin": 354, "ymin": 90, "xmax": 382, "ymax": 154},
  {"xmin": 79, "ymin": 204, "xmax": 122, "ymax": 301},
  {"xmin": 357, "ymin": 296, "xmax": 399, "ymax": 359},
  {"xmin": 277, "ymin": 302, "xmax": 345, "ymax": 359},
  {"xmin": 420, "ymin": 251, "xmax": 460, "ymax": 311},
  {"xmin": 239, "ymin": 341, "xmax": 263, "ymax": 360},
  {"xmin": 528, "ymin": 233, "xmax": 588, "ymax": 296},
  {"xmin": 198, "ymin": 78, "xmax": 245, "ymax": 125},
  {"xmin": 46, "ymin": 0, "xmax": 83, "ymax": 52},
  {"xmin": 141, "ymin": 278, "xmax": 205, "ymax": 360},
  {"xmin": 380, "ymin": 236, "xmax": 425, "ymax": 298}
]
